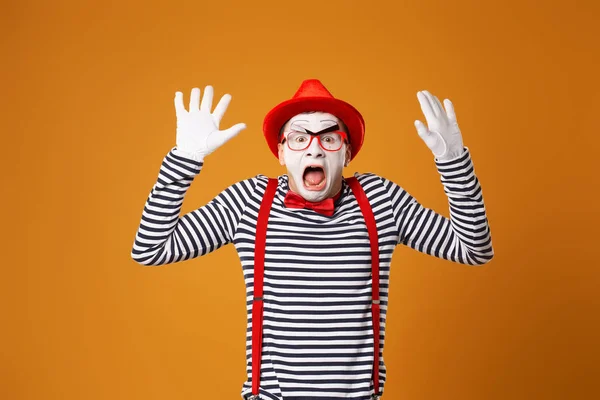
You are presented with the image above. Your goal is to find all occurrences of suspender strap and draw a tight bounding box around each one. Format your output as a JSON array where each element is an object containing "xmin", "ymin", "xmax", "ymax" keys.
[
  {"xmin": 251, "ymin": 178, "xmax": 278, "ymax": 397},
  {"xmin": 346, "ymin": 176, "xmax": 381, "ymax": 397}
]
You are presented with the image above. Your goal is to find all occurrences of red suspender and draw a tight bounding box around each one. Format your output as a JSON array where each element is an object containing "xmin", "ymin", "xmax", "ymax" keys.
[
  {"xmin": 251, "ymin": 177, "xmax": 381, "ymax": 399},
  {"xmin": 251, "ymin": 178, "xmax": 278, "ymax": 398},
  {"xmin": 346, "ymin": 176, "xmax": 381, "ymax": 397}
]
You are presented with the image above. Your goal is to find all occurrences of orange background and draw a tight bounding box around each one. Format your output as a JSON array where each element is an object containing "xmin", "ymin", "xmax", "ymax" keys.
[{"xmin": 3, "ymin": 0, "xmax": 599, "ymax": 399}]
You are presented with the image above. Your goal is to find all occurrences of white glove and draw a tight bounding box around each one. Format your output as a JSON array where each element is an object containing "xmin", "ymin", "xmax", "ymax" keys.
[
  {"xmin": 174, "ymin": 86, "xmax": 246, "ymax": 162},
  {"xmin": 414, "ymin": 90, "xmax": 465, "ymax": 161}
]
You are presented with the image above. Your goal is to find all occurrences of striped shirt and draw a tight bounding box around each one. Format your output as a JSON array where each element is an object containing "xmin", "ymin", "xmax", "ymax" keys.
[{"xmin": 130, "ymin": 145, "xmax": 494, "ymax": 400}]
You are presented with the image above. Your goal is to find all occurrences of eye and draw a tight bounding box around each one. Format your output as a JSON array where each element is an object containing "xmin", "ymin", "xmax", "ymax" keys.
[{"xmin": 322, "ymin": 134, "xmax": 339, "ymax": 143}]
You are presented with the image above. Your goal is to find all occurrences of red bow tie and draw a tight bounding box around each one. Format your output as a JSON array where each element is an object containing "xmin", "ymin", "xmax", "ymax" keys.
[{"xmin": 283, "ymin": 190, "xmax": 341, "ymax": 216}]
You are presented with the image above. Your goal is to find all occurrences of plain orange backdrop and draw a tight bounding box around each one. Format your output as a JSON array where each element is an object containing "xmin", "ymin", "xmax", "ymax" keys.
[{"xmin": 2, "ymin": 0, "xmax": 599, "ymax": 399}]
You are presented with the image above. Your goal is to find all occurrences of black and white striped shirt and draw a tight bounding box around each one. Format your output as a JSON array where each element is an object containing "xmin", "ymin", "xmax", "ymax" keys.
[{"xmin": 131, "ymin": 145, "xmax": 494, "ymax": 400}]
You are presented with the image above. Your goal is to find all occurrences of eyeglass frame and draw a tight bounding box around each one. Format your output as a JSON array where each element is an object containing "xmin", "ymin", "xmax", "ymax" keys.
[{"xmin": 279, "ymin": 130, "xmax": 349, "ymax": 152}]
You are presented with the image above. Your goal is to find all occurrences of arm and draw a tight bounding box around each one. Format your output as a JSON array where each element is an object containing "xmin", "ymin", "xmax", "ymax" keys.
[
  {"xmin": 382, "ymin": 146, "xmax": 494, "ymax": 265},
  {"xmin": 130, "ymin": 85, "xmax": 249, "ymax": 265},
  {"xmin": 130, "ymin": 147, "xmax": 256, "ymax": 266}
]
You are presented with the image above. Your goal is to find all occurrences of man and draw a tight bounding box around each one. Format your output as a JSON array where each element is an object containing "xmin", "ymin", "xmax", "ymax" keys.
[{"xmin": 130, "ymin": 79, "xmax": 494, "ymax": 400}]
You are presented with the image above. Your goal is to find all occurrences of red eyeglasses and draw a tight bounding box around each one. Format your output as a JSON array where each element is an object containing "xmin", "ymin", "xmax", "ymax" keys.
[{"xmin": 281, "ymin": 130, "xmax": 348, "ymax": 152}]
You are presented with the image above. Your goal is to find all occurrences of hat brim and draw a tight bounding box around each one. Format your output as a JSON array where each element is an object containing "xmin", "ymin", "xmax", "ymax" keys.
[{"xmin": 263, "ymin": 97, "xmax": 365, "ymax": 161}]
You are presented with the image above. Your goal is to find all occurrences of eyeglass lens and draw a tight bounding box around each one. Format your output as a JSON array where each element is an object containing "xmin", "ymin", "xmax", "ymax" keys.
[{"xmin": 287, "ymin": 131, "xmax": 343, "ymax": 151}]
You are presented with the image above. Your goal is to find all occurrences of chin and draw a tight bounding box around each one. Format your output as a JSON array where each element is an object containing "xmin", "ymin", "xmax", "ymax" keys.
[
  {"xmin": 287, "ymin": 176, "xmax": 328, "ymax": 202},
  {"xmin": 298, "ymin": 186, "xmax": 330, "ymax": 202},
  {"xmin": 299, "ymin": 180, "xmax": 335, "ymax": 203}
]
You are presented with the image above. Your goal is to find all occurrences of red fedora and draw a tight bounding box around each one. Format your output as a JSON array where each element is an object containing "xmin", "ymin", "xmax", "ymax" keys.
[{"xmin": 263, "ymin": 79, "xmax": 365, "ymax": 161}]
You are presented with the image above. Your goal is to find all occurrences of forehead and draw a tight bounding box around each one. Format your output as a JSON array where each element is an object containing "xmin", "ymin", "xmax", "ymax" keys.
[{"xmin": 288, "ymin": 112, "xmax": 341, "ymax": 126}]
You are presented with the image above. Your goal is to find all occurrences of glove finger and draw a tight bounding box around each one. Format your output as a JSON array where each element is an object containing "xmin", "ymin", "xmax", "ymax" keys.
[
  {"xmin": 174, "ymin": 91, "xmax": 185, "ymax": 117},
  {"xmin": 433, "ymin": 94, "xmax": 445, "ymax": 117},
  {"xmin": 443, "ymin": 99, "xmax": 458, "ymax": 124},
  {"xmin": 189, "ymin": 87, "xmax": 201, "ymax": 112},
  {"xmin": 414, "ymin": 120, "xmax": 430, "ymax": 139},
  {"xmin": 214, "ymin": 123, "xmax": 246, "ymax": 147},
  {"xmin": 212, "ymin": 94, "xmax": 232, "ymax": 123},
  {"xmin": 224, "ymin": 122, "xmax": 247, "ymax": 138},
  {"xmin": 200, "ymin": 85, "xmax": 214, "ymax": 113},
  {"xmin": 423, "ymin": 90, "xmax": 443, "ymax": 118},
  {"xmin": 416, "ymin": 91, "xmax": 437, "ymax": 126},
  {"xmin": 415, "ymin": 120, "xmax": 440, "ymax": 151}
]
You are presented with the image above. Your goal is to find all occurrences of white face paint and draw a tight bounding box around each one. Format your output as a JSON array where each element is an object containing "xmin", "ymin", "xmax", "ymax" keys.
[{"xmin": 277, "ymin": 112, "xmax": 351, "ymax": 202}]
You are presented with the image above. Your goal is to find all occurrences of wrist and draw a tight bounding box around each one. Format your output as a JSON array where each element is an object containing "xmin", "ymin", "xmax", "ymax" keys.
[
  {"xmin": 173, "ymin": 147, "xmax": 205, "ymax": 163},
  {"xmin": 434, "ymin": 146, "xmax": 465, "ymax": 162}
]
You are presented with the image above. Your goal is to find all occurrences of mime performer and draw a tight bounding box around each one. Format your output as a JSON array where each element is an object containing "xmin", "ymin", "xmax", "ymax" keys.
[{"xmin": 131, "ymin": 79, "xmax": 494, "ymax": 400}]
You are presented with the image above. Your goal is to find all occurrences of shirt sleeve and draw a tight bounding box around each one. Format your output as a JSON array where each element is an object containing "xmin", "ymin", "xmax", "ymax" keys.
[
  {"xmin": 130, "ymin": 146, "xmax": 257, "ymax": 266},
  {"xmin": 381, "ymin": 146, "xmax": 494, "ymax": 266}
]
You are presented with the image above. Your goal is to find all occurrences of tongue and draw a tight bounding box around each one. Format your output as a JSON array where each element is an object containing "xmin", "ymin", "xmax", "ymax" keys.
[{"xmin": 304, "ymin": 170, "xmax": 325, "ymax": 185}]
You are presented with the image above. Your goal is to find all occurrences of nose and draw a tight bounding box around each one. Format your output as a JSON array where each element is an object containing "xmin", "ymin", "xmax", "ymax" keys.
[{"xmin": 305, "ymin": 135, "xmax": 325, "ymax": 158}]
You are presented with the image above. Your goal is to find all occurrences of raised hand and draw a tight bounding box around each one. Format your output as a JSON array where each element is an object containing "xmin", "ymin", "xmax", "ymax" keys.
[
  {"xmin": 174, "ymin": 86, "xmax": 246, "ymax": 162},
  {"xmin": 414, "ymin": 90, "xmax": 464, "ymax": 161}
]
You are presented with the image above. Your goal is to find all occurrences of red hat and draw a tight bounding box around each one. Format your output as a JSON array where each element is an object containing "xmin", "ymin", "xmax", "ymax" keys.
[{"xmin": 263, "ymin": 79, "xmax": 365, "ymax": 161}]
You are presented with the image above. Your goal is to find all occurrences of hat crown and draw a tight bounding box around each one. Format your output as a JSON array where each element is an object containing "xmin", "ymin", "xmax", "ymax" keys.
[{"xmin": 292, "ymin": 79, "xmax": 334, "ymax": 99}]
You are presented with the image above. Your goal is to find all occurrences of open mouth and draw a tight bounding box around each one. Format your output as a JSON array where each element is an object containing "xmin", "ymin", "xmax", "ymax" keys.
[{"xmin": 303, "ymin": 165, "xmax": 326, "ymax": 190}]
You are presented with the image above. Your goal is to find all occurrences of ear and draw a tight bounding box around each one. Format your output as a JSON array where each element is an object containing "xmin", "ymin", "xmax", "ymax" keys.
[
  {"xmin": 344, "ymin": 144, "xmax": 352, "ymax": 166},
  {"xmin": 278, "ymin": 143, "xmax": 286, "ymax": 166}
]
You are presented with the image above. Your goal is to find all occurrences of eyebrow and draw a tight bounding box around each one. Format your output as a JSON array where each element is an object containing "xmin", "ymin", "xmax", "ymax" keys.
[
  {"xmin": 289, "ymin": 121, "xmax": 309, "ymax": 133},
  {"xmin": 287, "ymin": 119, "xmax": 340, "ymax": 135},
  {"xmin": 290, "ymin": 119, "xmax": 338, "ymax": 127},
  {"xmin": 308, "ymin": 124, "xmax": 339, "ymax": 134}
]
